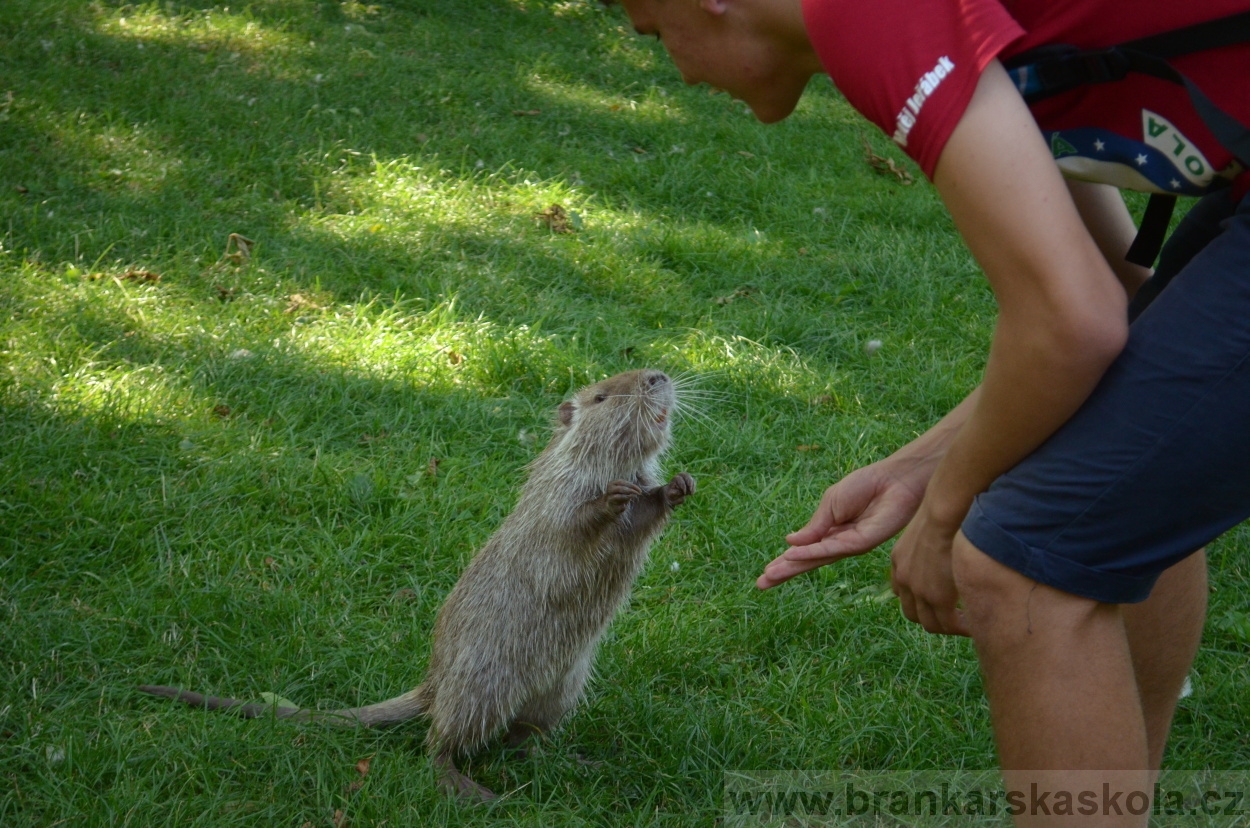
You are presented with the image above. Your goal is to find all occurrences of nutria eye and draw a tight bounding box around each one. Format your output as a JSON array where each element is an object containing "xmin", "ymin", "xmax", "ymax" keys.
[{"xmin": 594, "ymin": 394, "xmax": 607, "ymax": 403}]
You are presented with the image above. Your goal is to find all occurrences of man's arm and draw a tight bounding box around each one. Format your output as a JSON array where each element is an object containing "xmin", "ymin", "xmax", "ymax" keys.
[
  {"xmin": 1065, "ymin": 179, "xmax": 1153, "ymax": 299},
  {"xmin": 921, "ymin": 60, "xmax": 1128, "ymax": 526},
  {"xmin": 762, "ymin": 62, "xmax": 1138, "ymax": 600},
  {"xmin": 892, "ymin": 61, "xmax": 1130, "ymax": 633}
]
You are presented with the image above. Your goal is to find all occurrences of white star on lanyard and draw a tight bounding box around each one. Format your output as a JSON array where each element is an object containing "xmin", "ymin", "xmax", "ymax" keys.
[
  {"xmin": 1135, "ymin": 154, "xmax": 1149, "ymax": 166},
  {"xmin": 1094, "ymin": 139, "xmax": 1106, "ymax": 152}
]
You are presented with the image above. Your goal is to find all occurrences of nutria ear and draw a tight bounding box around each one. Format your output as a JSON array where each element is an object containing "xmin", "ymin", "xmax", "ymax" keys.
[{"xmin": 558, "ymin": 401, "xmax": 576, "ymax": 426}]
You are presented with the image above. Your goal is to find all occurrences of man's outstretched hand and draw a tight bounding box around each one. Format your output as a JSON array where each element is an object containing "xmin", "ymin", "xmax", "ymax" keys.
[{"xmin": 758, "ymin": 461, "xmax": 926, "ymax": 589}]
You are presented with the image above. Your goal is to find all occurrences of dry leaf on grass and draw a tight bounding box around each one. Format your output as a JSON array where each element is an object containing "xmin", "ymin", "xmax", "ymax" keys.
[
  {"xmin": 862, "ymin": 137, "xmax": 914, "ymax": 185},
  {"xmin": 285, "ymin": 293, "xmax": 326, "ymax": 314},
  {"xmin": 86, "ymin": 269, "xmax": 162, "ymax": 283},
  {"xmin": 715, "ymin": 286, "xmax": 758, "ymax": 306},
  {"xmin": 535, "ymin": 203, "xmax": 577, "ymax": 234},
  {"xmin": 224, "ymin": 233, "xmax": 254, "ymax": 265},
  {"xmin": 122, "ymin": 269, "xmax": 161, "ymax": 283}
]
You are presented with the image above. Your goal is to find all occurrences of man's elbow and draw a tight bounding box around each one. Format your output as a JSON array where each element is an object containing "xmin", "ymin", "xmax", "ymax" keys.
[{"xmin": 1063, "ymin": 307, "xmax": 1129, "ymax": 376}]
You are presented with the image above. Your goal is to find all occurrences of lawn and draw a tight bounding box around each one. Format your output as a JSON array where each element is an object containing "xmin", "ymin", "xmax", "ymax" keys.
[{"xmin": 2, "ymin": 1, "xmax": 1248, "ymax": 825}]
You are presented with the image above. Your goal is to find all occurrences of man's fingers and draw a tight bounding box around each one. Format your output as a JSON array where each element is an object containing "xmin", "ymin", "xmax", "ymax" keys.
[
  {"xmin": 918, "ymin": 603, "xmax": 971, "ymax": 637},
  {"xmin": 785, "ymin": 524, "xmax": 884, "ymax": 562},
  {"xmin": 948, "ymin": 608, "xmax": 972, "ymax": 637},
  {"xmin": 898, "ymin": 592, "xmax": 971, "ymax": 637},
  {"xmin": 783, "ymin": 526, "xmax": 822, "ymax": 546},
  {"xmin": 784, "ymin": 485, "xmax": 866, "ymax": 546},
  {"xmin": 896, "ymin": 588, "xmax": 919, "ymax": 625},
  {"xmin": 757, "ymin": 532, "xmax": 880, "ymax": 589},
  {"xmin": 914, "ymin": 601, "xmax": 943, "ymax": 635},
  {"xmin": 784, "ymin": 513, "xmax": 837, "ymax": 546},
  {"xmin": 792, "ymin": 510, "xmax": 903, "ymax": 553},
  {"xmin": 775, "ymin": 538, "xmax": 850, "ymax": 562},
  {"xmin": 756, "ymin": 552, "xmax": 836, "ymax": 589},
  {"xmin": 756, "ymin": 559, "xmax": 825, "ymax": 589}
]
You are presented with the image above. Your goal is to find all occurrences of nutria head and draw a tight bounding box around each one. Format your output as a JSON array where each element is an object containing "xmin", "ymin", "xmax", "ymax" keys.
[{"xmin": 550, "ymin": 369, "xmax": 676, "ymax": 471}]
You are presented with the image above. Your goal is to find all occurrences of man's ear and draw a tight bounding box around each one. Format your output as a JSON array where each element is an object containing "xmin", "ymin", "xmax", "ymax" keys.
[{"xmin": 699, "ymin": 0, "xmax": 729, "ymax": 15}]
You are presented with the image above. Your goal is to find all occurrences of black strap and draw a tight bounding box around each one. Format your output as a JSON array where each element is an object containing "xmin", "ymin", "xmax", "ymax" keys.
[
  {"xmin": 1004, "ymin": 10, "xmax": 1250, "ymax": 92},
  {"xmin": 1177, "ymin": 73, "xmax": 1250, "ymax": 167},
  {"xmin": 1124, "ymin": 194, "xmax": 1178, "ymax": 268},
  {"xmin": 1120, "ymin": 10, "xmax": 1250, "ymax": 60}
]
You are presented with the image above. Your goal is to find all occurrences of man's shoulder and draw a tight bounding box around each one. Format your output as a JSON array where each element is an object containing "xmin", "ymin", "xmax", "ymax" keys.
[{"xmin": 803, "ymin": 0, "xmax": 1022, "ymax": 178}]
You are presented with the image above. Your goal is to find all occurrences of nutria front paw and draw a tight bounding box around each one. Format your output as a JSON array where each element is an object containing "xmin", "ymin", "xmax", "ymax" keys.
[
  {"xmin": 605, "ymin": 480, "xmax": 643, "ymax": 516},
  {"xmin": 664, "ymin": 473, "xmax": 696, "ymax": 507}
]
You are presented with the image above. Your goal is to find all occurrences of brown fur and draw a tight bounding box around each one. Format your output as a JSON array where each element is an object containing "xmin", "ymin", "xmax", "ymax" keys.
[{"xmin": 139, "ymin": 368, "xmax": 695, "ymax": 799}]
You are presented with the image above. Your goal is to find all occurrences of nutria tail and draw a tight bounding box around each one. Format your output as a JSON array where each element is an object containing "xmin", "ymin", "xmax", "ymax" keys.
[
  {"xmin": 320, "ymin": 688, "xmax": 428, "ymax": 726},
  {"xmin": 137, "ymin": 685, "xmax": 301, "ymax": 719},
  {"xmin": 137, "ymin": 685, "xmax": 428, "ymax": 727}
]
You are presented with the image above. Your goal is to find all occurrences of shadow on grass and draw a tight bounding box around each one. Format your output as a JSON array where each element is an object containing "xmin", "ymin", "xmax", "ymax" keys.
[
  {"xmin": 0, "ymin": 0, "xmax": 977, "ymax": 657},
  {"xmin": 0, "ymin": 4, "xmax": 1010, "ymax": 812},
  {"xmin": 0, "ymin": 0, "xmax": 926, "ymax": 311}
]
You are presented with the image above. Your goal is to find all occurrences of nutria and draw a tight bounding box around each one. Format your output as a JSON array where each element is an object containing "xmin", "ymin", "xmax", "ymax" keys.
[{"xmin": 139, "ymin": 368, "xmax": 696, "ymax": 800}]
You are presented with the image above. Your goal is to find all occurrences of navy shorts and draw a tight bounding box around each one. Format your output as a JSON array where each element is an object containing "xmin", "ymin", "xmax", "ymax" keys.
[{"xmin": 962, "ymin": 189, "xmax": 1250, "ymax": 604}]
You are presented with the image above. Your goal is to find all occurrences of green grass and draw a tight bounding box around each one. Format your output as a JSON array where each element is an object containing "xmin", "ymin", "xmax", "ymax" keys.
[{"xmin": 2, "ymin": 1, "xmax": 1249, "ymax": 825}]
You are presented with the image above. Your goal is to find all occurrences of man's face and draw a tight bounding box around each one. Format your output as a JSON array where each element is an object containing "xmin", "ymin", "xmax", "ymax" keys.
[{"xmin": 614, "ymin": 0, "xmax": 813, "ymax": 123}]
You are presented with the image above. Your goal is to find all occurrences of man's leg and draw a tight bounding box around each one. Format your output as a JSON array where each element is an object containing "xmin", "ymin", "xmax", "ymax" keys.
[
  {"xmin": 949, "ymin": 193, "xmax": 1248, "ymax": 824},
  {"xmin": 952, "ymin": 532, "xmax": 1151, "ymax": 826},
  {"xmin": 1122, "ymin": 550, "xmax": 1207, "ymax": 772}
]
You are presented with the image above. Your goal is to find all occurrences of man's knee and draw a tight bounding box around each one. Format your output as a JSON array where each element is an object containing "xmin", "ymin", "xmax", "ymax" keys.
[
  {"xmin": 952, "ymin": 532, "xmax": 1109, "ymax": 648},
  {"xmin": 951, "ymin": 532, "xmax": 1028, "ymax": 632}
]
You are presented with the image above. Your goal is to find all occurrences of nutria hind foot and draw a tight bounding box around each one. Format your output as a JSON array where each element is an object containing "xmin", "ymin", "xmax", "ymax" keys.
[
  {"xmin": 434, "ymin": 752, "xmax": 498, "ymax": 802},
  {"xmin": 504, "ymin": 720, "xmax": 545, "ymax": 759}
]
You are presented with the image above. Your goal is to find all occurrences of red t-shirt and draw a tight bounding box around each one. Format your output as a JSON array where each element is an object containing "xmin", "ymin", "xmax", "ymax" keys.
[{"xmin": 802, "ymin": 0, "xmax": 1250, "ymax": 197}]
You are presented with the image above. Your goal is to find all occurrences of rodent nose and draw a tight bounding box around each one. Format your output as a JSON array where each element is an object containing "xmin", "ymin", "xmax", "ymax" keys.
[{"xmin": 646, "ymin": 371, "xmax": 669, "ymax": 386}]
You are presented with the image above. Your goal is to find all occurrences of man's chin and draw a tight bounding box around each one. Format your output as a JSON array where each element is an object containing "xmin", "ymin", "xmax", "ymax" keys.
[
  {"xmin": 744, "ymin": 77, "xmax": 811, "ymax": 123},
  {"xmin": 708, "ymin": 80, "xmax": 803, "ymax": 123},
  {"xmin": 747, "ymin": 97, "xmax": 800, "ymax": 124}
]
